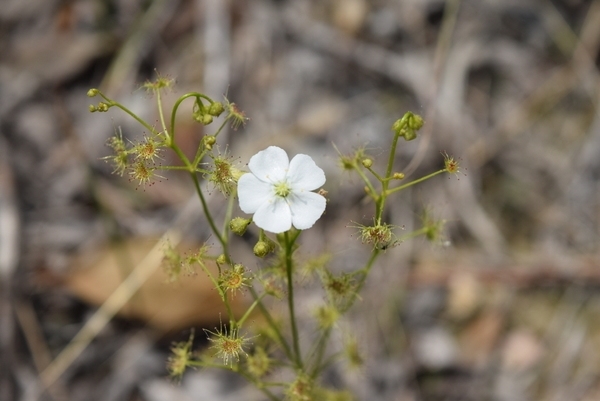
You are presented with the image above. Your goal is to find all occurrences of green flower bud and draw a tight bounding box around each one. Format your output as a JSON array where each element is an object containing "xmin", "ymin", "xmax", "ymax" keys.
[
  {"xmin": 208, "ymin": 101, "xmax": 224, "ymax": 117},
  {"xmin": 393, "ymin": 172, "xmax": 405, "ymax": 180},
  {"xmin": 392, "ymin": 111, "xmax": 423, "ymax": 141},
  {"xmin": 408, "ymin": 113, "xmax": 424, "ymax": 130},
  {"xmin": 361, "ymin": 158, "xmax": 373, "ymax": 168},
  {"xmin": 204, "ymin": 135, "xmax": 216, "ymax": 146},
  {"xmin": 202, "ymin": 114, "xmax": 213, "ymax": 125},
  {"xmin": 230, "ymin": 217, "xmax": 252, "ymax": 236},
  {"xmin": 253, "ymin": 241, "xmax": 270, "ymax": 258},
  {"xmin": 216, "ymin": 254, "xmax": 228, "ymax": 265},
  {"xmin": 89, "ymin": 104, "xmax": 97, "ymax": 112},
  {"xmin": 87, "ymin": 88, "xmax": 99, "ymax": 97},
  {"xmin": 403, "ymin": 128, "xmax": 417, "ymax": 141}
]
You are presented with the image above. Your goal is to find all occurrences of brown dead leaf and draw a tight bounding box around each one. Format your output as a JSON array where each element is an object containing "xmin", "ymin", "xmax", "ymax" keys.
[
  {"xmin": 64, "ymin": 237, "xmax": 246, "ymax": 333},
  {"xmin": 458, "ymin": 310, "xmax": 505, "ymax": 368}
]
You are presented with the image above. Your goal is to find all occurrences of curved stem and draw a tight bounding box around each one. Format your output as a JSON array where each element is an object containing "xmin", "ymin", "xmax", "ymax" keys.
[{"xmin": 169, "ymin": 92, "xmax": 213, "ymax": 143}]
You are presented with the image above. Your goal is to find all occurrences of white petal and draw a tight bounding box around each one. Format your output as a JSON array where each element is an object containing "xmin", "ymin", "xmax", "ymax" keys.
[
  {"xmin": 253, "ymin": 198, "xmax": 292, "ymax": 233},
  {"xmin": 238, "ymin": 173, "xmax": 273, "ymax": 214},
  {"xmin": 248, "ymin": 146, "xmax": 289, "ymax": 183},
  {"xmin": 288, "ymin": 154, "xmax": 326, "ymax": 191},
  {"xmin": 288, "ymin": 191, "xmax": 326, "ymax": 230}
]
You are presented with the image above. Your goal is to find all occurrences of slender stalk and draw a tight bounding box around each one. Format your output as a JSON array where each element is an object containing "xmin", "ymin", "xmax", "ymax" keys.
[
  {"xmin": 169, "ymin": 92, "xmax": 210, "ymax": 143},
  {"xmin": 308, "ymin": 327, "xmax": 331, "ymax": 379},
  {"xmin": 376, "ymin": 132, "xmax": 402, "ymax": 223},
  {"xmin": 385, "ymin": 169, "xmax": 447, "ymax": 196},
  {"xmin": 248, "ymin": 287, "xmax": 294, "ymax": 362},
  {"xmin": 341, "ymin": 249, "xmax": 380, "ymax": 313},
  {"xmin": 102, "ymin": 99, "xmax": 157, "ymax": 135},
  {"xmin": 284, "ymin": 231, "xmax": 303, "ymax": 369},
  {"xmin": 237, "ymin": 292, "xmax": 265, "ymax": 327},
  {"xmin": 353, "ymin": 166, "xmax": 378, "ymax": 201},
  {"xmin": 156, "ymin": 89, "xmax": 168, "ymax": 134},
  {"xmin": 159, "ymin": 165, "xmax": 199, "ymax": 171},
  {"xmin": 189, "ymin": 172, "xmax": 227, "ymax": 253},
  {"xmin": 221, "ymin": 191, "xmax": 236, "ymax": 239}
]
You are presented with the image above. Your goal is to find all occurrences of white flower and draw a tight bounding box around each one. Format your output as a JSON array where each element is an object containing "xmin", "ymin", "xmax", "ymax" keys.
[{"xmin": 237, "ymin": 146, "xmax": 326, "ymax": 233}]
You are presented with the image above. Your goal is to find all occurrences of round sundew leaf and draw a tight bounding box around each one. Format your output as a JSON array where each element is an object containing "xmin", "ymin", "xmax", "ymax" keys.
[
  {"xmin": 253, "ymin": 198, "xmax": 292, "ymax": 233},
  {"xmin": 248, "ymin": 146, "xmax": 289, "ymax": 183},
  {"xmin": 287, "ymin": 154, "xmax": 326, "ymax": 191},
  {"xmin": 288, "ymin": 191, "xmax": 326, "ymax": 230},
  {"xmin": 238, "ymin": 173, "xmax": 273, "ymax": 214}
]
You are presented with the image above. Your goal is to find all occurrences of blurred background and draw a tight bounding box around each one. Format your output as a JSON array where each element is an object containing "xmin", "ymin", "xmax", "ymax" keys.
[{"xmin": 1, "ymin": 0, "xmax": 600, "ymax": 400}]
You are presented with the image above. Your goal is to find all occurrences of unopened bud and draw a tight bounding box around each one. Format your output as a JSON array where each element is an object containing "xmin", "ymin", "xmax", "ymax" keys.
[
  {"xmin": 202, "ymin": 114, "xmax": 213, "ymax": 125},
  {"xmin": 87, "ymin": 88, "xmax": 99, "ymax": 97},
  {"xmin": 204, "ymin": 135, "xmax": 216, "ymax": 146},
  {"xmin": 393, "ymin": 172, "xmax": 405, "ymax": 180},
  {"xmin": 89, "ymin": 104, "xmax": 97, "ymax": 112},
  {"xmin": 253, "ymin": 241, "xmax": 271, "ymax": 258},
  {"xmin": 208, "ymin": 101, "xmax": 224, "ymax": 117},
  {"xmin": 230, "ymin": 217, "xmax": 252, "ymax": 236},
  {"xmin": 407, "ymin": 113, "xmax": 424, "ymax": 131},
  {"xmin": 392, "ymin": 111, "xmax": 423, "ymax": 141},
  {"xmin": 361, "ymin": 158, "xmax": 373, "ymax": 168},
  {"xmin": 216, "ymin": 254, "xmax": 228, "ymax": 265}
]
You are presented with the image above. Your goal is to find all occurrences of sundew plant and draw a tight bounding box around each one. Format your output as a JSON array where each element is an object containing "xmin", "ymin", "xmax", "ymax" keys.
[{"xmin": 89, "ymin": 76, "xmax": 459, "ymax": 401}]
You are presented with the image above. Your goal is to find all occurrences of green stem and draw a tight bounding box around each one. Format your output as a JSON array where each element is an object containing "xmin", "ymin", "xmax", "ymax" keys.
[
  {"xmin": 189, "ymin": 172, "xmax": 228, "ymax": 253},
  {"xmin": 354, "ymin": 167, "xmax": 378, "ymax": 201},
  {"xmin": 393, "ymin": 227, "xmax": 429, "ymax": 244},
  {"xmin": 158, "ymin": 165, "xmax": 200, "ymax": 171},
  {"xmin": 248, "ymin": 287, "xmax": 294, "ymax": 361},
  {"xmin": 221, "ymin": 191, "xmax": 236, "ymax": 240},
  {"xmin": 341, "ymin": 250, "xmax": 380, "ymax": 313},
  {"xmin": 376, "ymin": 133, "xmax": 403, "ymax": 223},
  {"xmin": 308, "ymin": 327, "xmax": 331, "ymax": 379},
  {"xmin": 169, "ymin": 143, "xmax": 193, "ymax": 170},
  {"xmin": 237, "ymin": 292, "xmax": 265, "ymax": 327},
  {"xmin": 156, "ymin": 88, "xmax": 168, "ymax": 135},
  {"xmin": 385, "ymin": 169, "xmax": 447, "ymax": 196},
  {"xmin": 101, "ymin": 97, "xmax": 157, "ymax": 135},
  {"xmin": 284, "ymin": 231, "xmax": 303, "ymax": 369},
  {"xmin": 192, "ymin": 116, "xmax": 230, "ymax": 168},
  {"xmin": 169, "ymin": 92, "xmax": 213, "ymax": 143},
  {"xmin": 365, "ymin": 166, "xmax": 384, "ymax": 182}
]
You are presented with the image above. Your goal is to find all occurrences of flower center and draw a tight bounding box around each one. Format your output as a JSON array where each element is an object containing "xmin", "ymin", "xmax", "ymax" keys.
[{"xmin": 273, "ymin": 180, "xmax": 292, "ymax": 198}]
